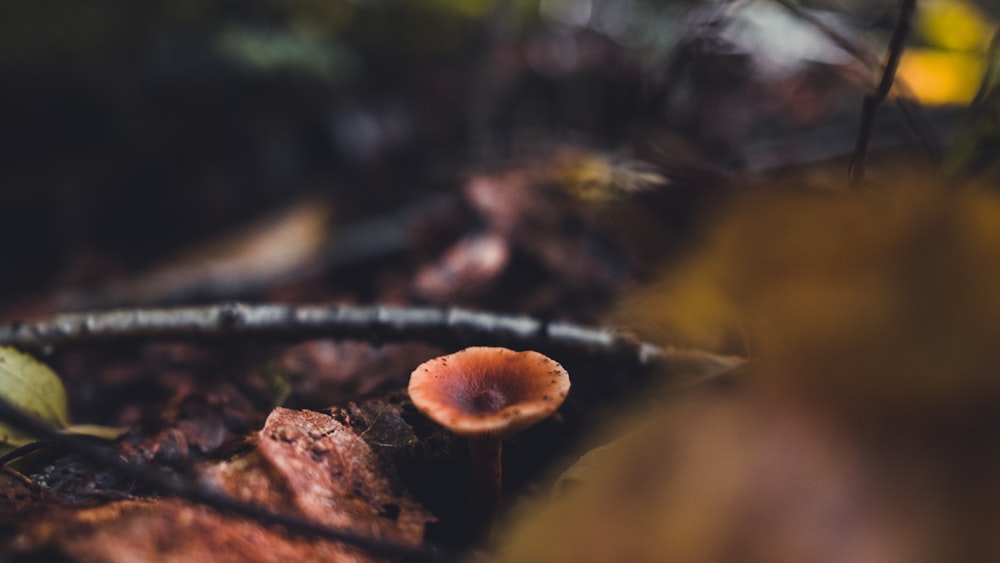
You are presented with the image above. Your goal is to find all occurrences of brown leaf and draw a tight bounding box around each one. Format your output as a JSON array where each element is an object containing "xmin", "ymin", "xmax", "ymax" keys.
[
  {"xmin": 15, "ymin": 498, "xmax": 379, "ymax": 563},
  {"xmin": 253, "ymin": 407, "xmax": 433, "ymax": 542},
  {"xmin": 63, "ymin": 198, "xmax": 334, "ymax": 307},
  {"xmin": 277, "ymin": 341, "xmax": 442, "ymax": 407},
  {"xmin": 12, "ymin": 407, "xmax": 432, "ymax": 562},
  {"xmin": 414, "ymin": 233, "xmax": 510, "ymax": 302}
]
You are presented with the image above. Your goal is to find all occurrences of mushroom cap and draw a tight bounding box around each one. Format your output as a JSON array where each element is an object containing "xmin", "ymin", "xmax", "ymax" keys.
[{"xmin": 408, "ymin": 347, "xmax": 571, "ymax": 438}]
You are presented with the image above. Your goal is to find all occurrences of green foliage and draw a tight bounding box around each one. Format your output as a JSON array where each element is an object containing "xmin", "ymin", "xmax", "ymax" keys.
[
  {"xmin": 216, "ymin": 26, "xmax": 356, "ymax": 82},
  {"xmin": 261, "ymin": 364, "xmax": 294, "ymax": 408}
]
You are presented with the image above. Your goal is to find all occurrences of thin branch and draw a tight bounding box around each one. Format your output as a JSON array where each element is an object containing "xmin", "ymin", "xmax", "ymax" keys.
[
  {"xmin": 849, "ymin": 0, "xmax": 917, "ymax": 187},
  {"xmin": 0, "ymin": 303, "xmax": 743, "ymax": 391},
  {"xmin": 770, "ymin": 0, "xmax": 938, "ymax": 176},
  {"xmin": 0, "ymin": 302, "xmax": 674, "ymax": 365},
  {"xmin": 0, "ymin": 394, "xmax": 460, "ymax": 563}
]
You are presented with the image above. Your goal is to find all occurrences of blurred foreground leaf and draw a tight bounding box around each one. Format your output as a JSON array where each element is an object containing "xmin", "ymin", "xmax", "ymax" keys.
[
  {"xmin": 499, "ymin": 179, "xmax": 1000, "ymax": 563},
  {"xmin": 621, "ymin": 182, "xmax": 1000, "ymax": 420}
]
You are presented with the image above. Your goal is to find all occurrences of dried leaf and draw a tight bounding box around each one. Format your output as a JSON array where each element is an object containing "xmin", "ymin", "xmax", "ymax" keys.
[
  {"xmin": 414, "ymin": 233, "xmax": 510, "ymax": 301},
  {"xmin": 15, "ymin": 498, "xmax": 373, "ymax": 563},
  {"xmin": 253, "ymin": 407, "xmax": 433, "ymax": 542},
  {"xmin": 277, "ymin": 341, "xmax": 441, "ymax": 407},
  {"xmin": 14, "ymin": 407, "xmax": 434, "ymax": 562},
  {"xmin": 65, "ymin": 198, "xmax": 333, "ymax": 307}
]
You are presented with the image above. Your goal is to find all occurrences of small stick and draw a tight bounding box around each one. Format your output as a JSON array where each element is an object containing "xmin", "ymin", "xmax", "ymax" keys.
[
  {"xmin": 849, "ymin": 0, "xmax": 917, "ymax": 187},
  {"xmin": 0, "ymin": 303, "xmax": 670, "ymax": 365}
]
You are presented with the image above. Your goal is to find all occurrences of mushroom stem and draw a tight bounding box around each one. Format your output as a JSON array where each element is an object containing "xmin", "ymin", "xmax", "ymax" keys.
[
  {"xmin": 467, "ymin": 434, "xmax": 504, "ymax": 527},
  {"xmin": 407, "ymin": 347, "xmax": 571, "ymax": 534}
]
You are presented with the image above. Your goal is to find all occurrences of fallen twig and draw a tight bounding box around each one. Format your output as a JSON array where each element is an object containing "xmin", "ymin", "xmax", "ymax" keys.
[
  {"xmin": 0, "ymin": 303, "xmax": 744, "ymax": 390},
  {"xmin": 0, "ymin": 302, "xmax": 671, "ymax": 363},
  {"xmin": 0, "ymin": 394, "xmax": 460, "ymax": 562}
]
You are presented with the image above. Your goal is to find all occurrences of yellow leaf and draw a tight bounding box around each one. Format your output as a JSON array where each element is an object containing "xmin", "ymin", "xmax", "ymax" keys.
[
  {"xmin": 61, "ymin": 424, "xmax": 124, "ymax": 441},
  {"xmin": 0, "ymin": 347, "xmax": 69, "ymax": 452}
]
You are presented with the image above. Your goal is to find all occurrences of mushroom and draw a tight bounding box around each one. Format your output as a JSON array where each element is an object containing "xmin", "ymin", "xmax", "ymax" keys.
[{"xmin": 408, "ymin": 346, "xmax": 570, "ymax": 527}]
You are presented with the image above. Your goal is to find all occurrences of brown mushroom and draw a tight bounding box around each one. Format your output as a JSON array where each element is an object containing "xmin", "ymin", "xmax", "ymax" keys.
[{"xmin": 408, "ymin": 346, "xmax": 570, "ymax": 527}]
